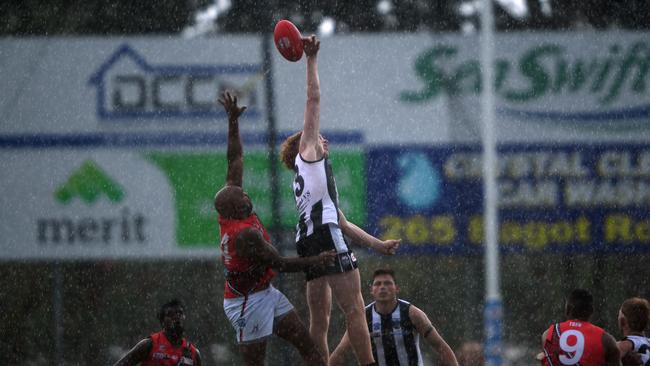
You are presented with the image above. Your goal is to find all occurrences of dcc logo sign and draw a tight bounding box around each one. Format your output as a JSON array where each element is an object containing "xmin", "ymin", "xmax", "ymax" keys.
[{"xmin": 89, "ymin": 44, "xmax": 262, "ymax": 120}]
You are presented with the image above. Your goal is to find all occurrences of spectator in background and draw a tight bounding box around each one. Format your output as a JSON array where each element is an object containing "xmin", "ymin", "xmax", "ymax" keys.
[
  {"xmin": 456, "ymin": 341, "xmax": 485, "ymax": 366},
  {"xmin": 539, "ymin": 288, "xmax": 621, "ymax": 366},
  {"xmin": 113, "ymin": 299, "xmax": 201, "ymax": 366},
  {"xmin": 329, "ymin": 268, "xmax": 458, "ymax": 366},
  {"xmin": 616, "ymin": 297, "xmax": 650, "ymax": 366}
]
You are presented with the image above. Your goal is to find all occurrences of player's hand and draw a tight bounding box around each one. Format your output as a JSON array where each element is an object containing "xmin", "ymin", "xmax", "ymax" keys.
[
  {"xmin": 315, "ymin": 250, "xmax": 337, "ymax": 267},
  {"xmin": 375, "ymin": 239, "xmax": 401, "ymax": 255},
  {"xmin": 218, "ymin": 90, "xmax": 247, "ymax": 121},
  {"xmin": 302, "ymin": 35, "xmax": 320, "ymax": 57},
  {"xmin": 622, "ymin": 351, "xmax": 642, "ymax": 366}
]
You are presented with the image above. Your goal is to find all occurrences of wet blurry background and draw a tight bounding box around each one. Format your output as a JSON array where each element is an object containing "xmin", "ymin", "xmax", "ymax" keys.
[{"xmin": 1, "ymin": 1, "xmax": 649, "ymax": 365}]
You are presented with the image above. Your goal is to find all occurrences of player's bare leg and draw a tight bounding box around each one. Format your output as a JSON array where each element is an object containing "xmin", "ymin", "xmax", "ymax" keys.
[
  {"xmin": 274, "ymin": 310, "xmax": 326, "ymax": 366},
  {"xmin": 306, "ymin": 277, "xmax": 332, "ymax": 360},
  {"xmin": 239, "ymin": 341, "xmax": 267, "ymax": 366},
  {"xmin": 328, "ymin": 269, "xmax": 374, "ymax": 365}
]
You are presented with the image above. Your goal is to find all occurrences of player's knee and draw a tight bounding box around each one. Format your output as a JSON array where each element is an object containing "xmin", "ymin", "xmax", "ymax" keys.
[
  {"xmin": 341, "ymin": 303, "xmax": 364, "ymax": 320},
  {"xmin": 310, "ymin": 318, "xmax": 330, "ymax": 333},
  {"xmin": 310, "ymin": 308, "xmax": 330, "ymax": 324}
]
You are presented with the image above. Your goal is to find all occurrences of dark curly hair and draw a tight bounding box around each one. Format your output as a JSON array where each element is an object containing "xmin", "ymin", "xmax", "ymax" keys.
[
  {"xmin": 372, "ymin": 268, "xmax": 396, "ymax": 283},
  {"xmin": 566, "ymin": 289, "xmax": 593, "ymax": 320},
  {"xmin": 158, "ymin": 299, "xmax": 184, "ymax": 325}
]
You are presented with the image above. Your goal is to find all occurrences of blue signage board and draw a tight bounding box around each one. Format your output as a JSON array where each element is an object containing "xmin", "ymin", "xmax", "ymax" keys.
[{"xmin": 366, "ymin": 144, "xmax": 650, "ymax": 255}]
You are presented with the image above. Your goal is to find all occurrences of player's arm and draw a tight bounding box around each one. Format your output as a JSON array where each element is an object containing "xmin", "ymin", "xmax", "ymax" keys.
[
  {"xmin": 602, "ymin": 333, "xmax": 621, "ymax": 366},
  {"xmin": 616, "ymin": 338, "xmax": 634, "ymax": 359},
  {"xmin": 329, "ymin": 331, "xmax": 352, "ymax": 366},
  {"xmin": 218, "ymin": 90, "xmax": 247, "ymax": 187},
  {"xmin": 536, "ymin": 328, "xmax": 550, "ymax": 362},
  {"xmin": 195, "ymin": 348, "xmax": 203, "ymax": 366},
  {"xmin": 113, "ymin": 338, "xmax": 152, "ymax": 366},
  {"xmin": 410, "ymin": 306, "xmax": 459, "ymax": 366},
  {"xmin": 603, "ymin": 332, "xmax": 622, "ymax": 366},
  {"xmin": 235, "ymin": 228, "xmax": 335, "ymax": 272},
  {"xmin": 299, "ymin": 35, "xmax": 323, "ymax": 161},
  {"xmin": 541, "ymin": 328, "xmax": 549, "ymax": 345},
  {"xmin": 338, "ymin": 209, "xmax": 400, "ymax": 255}
]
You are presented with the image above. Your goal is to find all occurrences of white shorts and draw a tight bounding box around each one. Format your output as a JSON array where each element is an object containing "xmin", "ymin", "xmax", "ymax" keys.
[{"xmin": 223, "ymin": 285, "xmax": 294, "ymax": 344}]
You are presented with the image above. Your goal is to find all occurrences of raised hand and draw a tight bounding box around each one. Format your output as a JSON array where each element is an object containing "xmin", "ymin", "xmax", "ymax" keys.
[
  {"xmin": 302, "ymin": 35, "xmax": 320, "ymax": 57},
  {"xmin": 218, "ymin": 90, "xmax": 247, "ymax": 122}
]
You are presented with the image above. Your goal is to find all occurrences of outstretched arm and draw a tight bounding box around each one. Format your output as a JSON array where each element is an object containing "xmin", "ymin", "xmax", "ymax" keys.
[
  {"xmin": 338, "ymin": 209, "xmax": 400, "ymax": 255},
  {"xmin": 410, "ymin": 306, "xmax": 459, "ymax": 366},
  {"xmin": 219, "ymin": 91, "xmax": 247, "ymax": 187},
  {"xmin": 113, "ymin": 338, "xmax": 152, "ymax": 366},
  {"xmin": 235, "ymin": 228, "xmax": 335, "ymax": 272},
  {"xmin": 299, "ymin": 35, "xmax": 323, "ymax": 161}
]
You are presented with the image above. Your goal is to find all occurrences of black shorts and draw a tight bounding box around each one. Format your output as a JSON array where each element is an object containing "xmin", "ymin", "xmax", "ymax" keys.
[{"xmin": 296, "ymin": 223, "xmax": 358, "ymax": 281}]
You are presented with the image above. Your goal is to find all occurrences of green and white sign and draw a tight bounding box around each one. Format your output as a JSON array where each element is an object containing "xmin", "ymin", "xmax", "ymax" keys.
[
  {"xmin": 148, "ymin": 150, "xmax": 366, "ymax": 246},
  {"xmin": 0, "ymin": 150, "xmax": 365, "ymax": 260}
]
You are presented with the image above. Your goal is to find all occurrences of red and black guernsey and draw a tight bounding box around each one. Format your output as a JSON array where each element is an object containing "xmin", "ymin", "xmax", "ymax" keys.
[
  {"xmin": 219, "ymin": 213, "xmax": 275, "ymax": 299},
  {"xmin": 142, "ymin": 331, "xmax": 198, "ymax": 366},
  {"xmin": 542, "ymin": 319, "xmax": 605, "ymax": 366}
]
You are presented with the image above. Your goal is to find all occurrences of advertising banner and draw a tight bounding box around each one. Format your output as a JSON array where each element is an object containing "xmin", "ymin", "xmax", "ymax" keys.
[
  {"xmin": 0, "ymin": 37, "xmax": 366, "ymax": 259},
  {"xmin": 2, "ymin": 33, "xmax": 648, "ymax": 144},
  {"xmin": 0, "ymin": 37, "xmax": 264, "ymax": 135},
  {"xmin": 274, "ymin": 32, "xmax": 650, "ymax": 144},
  {"xmin": 0, "ymin": 148, "xmax": 365, "ymax": 260},
  {"xmin": 2, "ymin": 33, "xmax": 649, "ymax": 259},
  {"xmin": 366, "ymin": 144, "xmax": 650, "ymax": 254}
]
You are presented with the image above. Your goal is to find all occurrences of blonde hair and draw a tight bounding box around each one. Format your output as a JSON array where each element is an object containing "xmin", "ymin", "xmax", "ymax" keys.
[
  {"xmin": 621, "ymin": 297, "xmax": 650, "ymax": 332},
  {"xmin": 280, "ymin": 131, "xmax": 302, "ymax": 170}
]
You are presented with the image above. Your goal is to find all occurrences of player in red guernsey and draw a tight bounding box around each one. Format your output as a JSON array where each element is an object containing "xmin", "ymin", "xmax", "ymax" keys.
[
  {"xmin": 113, "ymin": 299, "xmax": 201, "ymax": 366},
  {"xmin": 215, "ymin": 91, "xmax": 334, "ymax": 366},
  {"xmin": 540, "ymin": 289, "xmax": 621, "ymax": 366}
]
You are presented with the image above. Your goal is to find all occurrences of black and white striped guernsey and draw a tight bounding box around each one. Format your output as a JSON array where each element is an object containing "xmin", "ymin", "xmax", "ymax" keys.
[
  {"xmin": 367, "ymin": 299, "xmax": 423, "ymax": 366},
  {"xmin": 622, "ymin": 335, "xmax": 650, "ymax": 365},
  {"xmin": 292, "ymin": 154, "xmax": 340, "ymax": 242}
]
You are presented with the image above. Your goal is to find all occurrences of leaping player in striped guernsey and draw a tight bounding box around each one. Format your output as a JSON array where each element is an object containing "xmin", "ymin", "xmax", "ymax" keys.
[
  {"xmin": 280, "ymin": 35, "xmax": 401, "ymax": 366},
  {"xmin": 329, "ymin": 268, "xmax": 459, "ymax": 366}
]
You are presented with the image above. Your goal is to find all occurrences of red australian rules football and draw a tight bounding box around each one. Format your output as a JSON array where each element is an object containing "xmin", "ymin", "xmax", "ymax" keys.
[{"xmin": 274, "ymin": 20, "xmax": 303, "ymax": 62}]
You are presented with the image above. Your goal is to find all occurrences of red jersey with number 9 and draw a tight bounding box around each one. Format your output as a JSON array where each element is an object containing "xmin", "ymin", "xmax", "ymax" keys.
[
  {"xmin": 542, "ymin": 319, "xmax": 605, "ymax": 366},
  {"xmin": 219, "ymin": 213, "xmax": 275, "ymax": 299}
]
